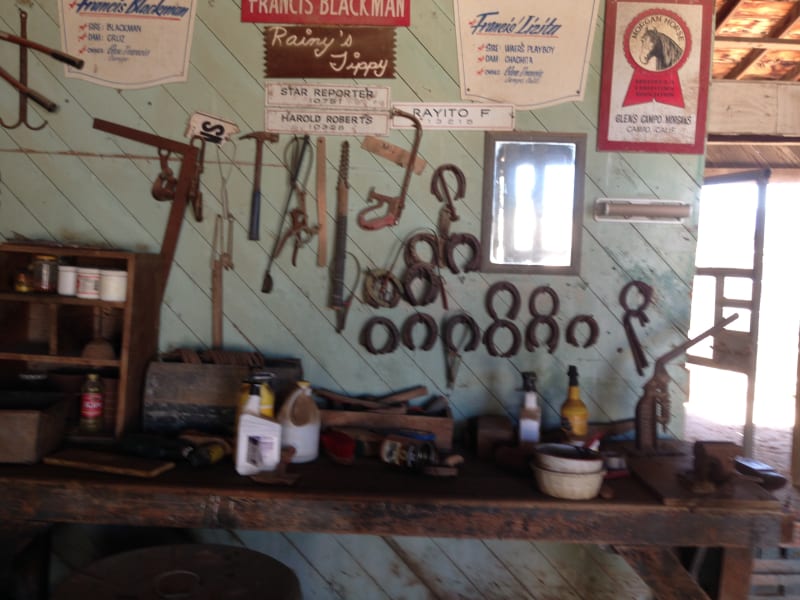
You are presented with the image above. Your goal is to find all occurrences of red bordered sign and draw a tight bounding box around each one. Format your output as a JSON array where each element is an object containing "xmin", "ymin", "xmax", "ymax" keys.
[
  {"xmin": 598, "ymin": 0, "xmax": 713, "ymax": 154},
  {"xmin": 242, "ymin": 0, "xmax": 410, "ymax": 26}
]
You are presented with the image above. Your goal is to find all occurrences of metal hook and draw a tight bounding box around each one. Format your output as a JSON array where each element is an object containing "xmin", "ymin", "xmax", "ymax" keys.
[{"xmin": 1, "ymin": 10, "xmax": 46, "ymax": 131}]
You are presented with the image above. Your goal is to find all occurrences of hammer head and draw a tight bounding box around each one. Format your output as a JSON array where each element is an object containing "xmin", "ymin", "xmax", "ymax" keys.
[{"xmin": 240, "ymin": 131, "xmax": 279, "ymax": 144}]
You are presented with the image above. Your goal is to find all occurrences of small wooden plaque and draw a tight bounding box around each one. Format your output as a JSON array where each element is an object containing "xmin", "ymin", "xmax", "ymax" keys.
[{"xmin": 44, "ymin": 448, "xmax": 175, "ymax": 478}]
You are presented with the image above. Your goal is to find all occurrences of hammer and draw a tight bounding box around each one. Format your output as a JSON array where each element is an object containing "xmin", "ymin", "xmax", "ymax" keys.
[{"xmin": 240, "ymin": 131, "xmax": 279, "ymax": 241}]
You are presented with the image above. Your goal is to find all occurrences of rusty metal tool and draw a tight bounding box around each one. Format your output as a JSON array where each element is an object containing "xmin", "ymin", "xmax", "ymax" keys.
[
  {"xmin": 357, "ymin": 109, "xmax": 422, "ymax": 231},
  {"xmin": 620, "ymin": 280, "xmax": 654, "ymax": 376},
  {"xmin": 1, "ymin": 10, "xmax": 44, "ymax": 129},
  {"xmin": 315, "ymin": 137, "xmax": 328, "ymax": 267},
  {"xmin": 0, "ymin": 29, "xmax": 85, "ymax": 69},
  {"xmin": 0, "ymin": 11, "xmax": 84, "ymax": 122},
  {"xmin": 431, "ymin": 164, "xmax": 465, "ymax": 266},
  {"xmin": 634, "ymin": 313, "xmax": 738, "ymax": 453},
  {"xmin": 330, "ymin": 141, "xmax": 350, "ymax": 312},
  {"xmin": 262, "ymin": 134, "xmax": 311, "ymax": 293},
  {"xmin": 93, "ymin": 118, "xmax": 199, "ymax": 303},
  {"xmin": 240, "ymin": 131, "xmax": 279, "ymax": 241},
  {"xmin": 273, "ymin": 188, "xmax": 318, "ymax": 266}
]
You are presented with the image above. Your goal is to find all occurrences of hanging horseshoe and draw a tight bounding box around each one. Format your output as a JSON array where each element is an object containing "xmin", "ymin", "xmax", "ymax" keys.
[
  {"xmin": 483, "ymin": 320, "xmax": 522, "ymax": 357},
  {"xmin": 566, "ymin": 315, "xmax": 600, "ymax": 348},
  {"xmin": 401, "ymin": 313, "xmax": 438, "ymax": 351},
  {"xmin": 485, "ymin": 281, "xmax": 521, "ymax": 320},
  {"xmin": 445, "ymin": 233, "xmax": 481, "ymax": 274},
  {"xmin": 360, "ymin": 316, "xmax": 400, "ymax": 355}
]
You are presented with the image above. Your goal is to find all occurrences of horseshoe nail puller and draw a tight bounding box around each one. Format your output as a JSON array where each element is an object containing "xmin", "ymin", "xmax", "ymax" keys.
[{"xmin": 357, "ymin": 109, "xmax": 422, "ymax": 230}]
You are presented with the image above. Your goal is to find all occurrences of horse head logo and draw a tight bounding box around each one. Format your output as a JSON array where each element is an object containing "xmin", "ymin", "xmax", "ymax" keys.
[{"xmin": 639, "ymin": 27, "xmax": 684, "ymax": 71}]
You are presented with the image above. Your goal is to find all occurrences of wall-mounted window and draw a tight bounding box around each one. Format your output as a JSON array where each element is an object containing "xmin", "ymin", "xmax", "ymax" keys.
[{"xmin": 481, "ymin": 131, "xmax": 586, "ymax": 275}]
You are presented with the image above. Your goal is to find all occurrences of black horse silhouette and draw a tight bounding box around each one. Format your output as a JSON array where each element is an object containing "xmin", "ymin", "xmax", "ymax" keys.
[{"xmin": 639, "ymin": 27, "xmax": 682, "ymax": 71}]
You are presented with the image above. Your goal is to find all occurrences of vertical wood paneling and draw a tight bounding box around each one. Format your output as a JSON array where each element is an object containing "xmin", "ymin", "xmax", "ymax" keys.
[{"xmin": 6, "ymin": 0, "xmax": 705, "ymax": 595}]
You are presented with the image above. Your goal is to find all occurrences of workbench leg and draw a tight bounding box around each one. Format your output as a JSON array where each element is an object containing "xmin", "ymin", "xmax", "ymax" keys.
[
  {"xmin": 615, "ymin": 545, "xmax": 710, "ymax": 600},
  {"xmin": 0, "ymin": 523, "xmax": 51, "ymax": 600},
  {"xmin": 718, "ymin": 547, "xmax": 753, "ymax": 600}
]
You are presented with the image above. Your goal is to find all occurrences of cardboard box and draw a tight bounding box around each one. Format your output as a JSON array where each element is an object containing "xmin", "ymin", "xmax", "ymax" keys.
[{"xmin": 0, "ymin": 392, "xmax": 68, "ymax": 463}]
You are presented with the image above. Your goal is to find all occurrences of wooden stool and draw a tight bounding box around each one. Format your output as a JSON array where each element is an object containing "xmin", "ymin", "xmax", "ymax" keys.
[{"xmin": 52, "ymin": 543, "xmax": 301, "ymax": 599}]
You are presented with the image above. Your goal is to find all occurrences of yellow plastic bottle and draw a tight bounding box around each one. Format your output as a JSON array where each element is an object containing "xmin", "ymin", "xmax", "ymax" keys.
[{"xmin": 560, "ymin": 365, "xmax": 588, "ymax": 442}]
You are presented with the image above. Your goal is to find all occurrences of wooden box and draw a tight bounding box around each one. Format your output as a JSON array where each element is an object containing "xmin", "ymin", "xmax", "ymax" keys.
[
  {"xmin": 142, "ymin": 359, "xmax": 302, "ymax": 434},
  {"xmin": 0, "ymin": 392, "xmax": 68, "ymax": 463},
  {"xmin": 319, "ymin": 408, "xmax": 454, "ymax": 451}
]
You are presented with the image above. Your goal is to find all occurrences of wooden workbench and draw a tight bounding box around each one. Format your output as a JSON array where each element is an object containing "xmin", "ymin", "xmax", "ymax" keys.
[{"xmin": 0, "ymin": 456, "xmax": 791, "ymax": 600}]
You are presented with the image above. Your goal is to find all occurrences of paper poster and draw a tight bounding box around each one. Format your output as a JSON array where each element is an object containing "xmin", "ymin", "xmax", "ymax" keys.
[
  {"xmin": 58, "ymin": 0, "xmax": 197, "ymax": 89},
  {"xmin": 453, "ymin": 0, "xmax": 599, "ymax": 109},
  {"xmin": 597, "ymin": 0, "xmax": 713, "ymax": 153}
]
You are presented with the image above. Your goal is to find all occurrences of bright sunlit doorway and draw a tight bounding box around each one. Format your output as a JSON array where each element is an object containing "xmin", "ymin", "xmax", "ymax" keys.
[{"xmin": 684, "ymin": 170, "xmax": 800, "ymax": 477}]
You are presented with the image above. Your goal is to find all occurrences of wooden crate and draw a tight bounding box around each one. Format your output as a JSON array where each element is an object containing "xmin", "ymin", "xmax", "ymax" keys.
[
  {"xmin": 142, "ymin": 359, "xmax": 302, "ymax": 434},
  {"xmin": 320, "ymin": 408, "xmax": 454, "ymax": 451},
  {"xmin": 0, "ymin": 392, "xmax": 69, "ymax": 463}
]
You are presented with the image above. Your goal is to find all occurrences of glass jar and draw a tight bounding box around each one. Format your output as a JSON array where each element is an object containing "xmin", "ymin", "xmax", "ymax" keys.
[{"xmin": 30, "ymin": 255, "xmax": 58, "ymax": 293}]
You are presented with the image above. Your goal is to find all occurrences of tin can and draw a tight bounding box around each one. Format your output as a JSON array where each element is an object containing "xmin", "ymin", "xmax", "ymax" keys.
[
  {"xmin": 380, "ymin": 434, "xmax": 437, "ymax": 470},
  {"xmin": 76, "ymin": 267, "xmax": 101, "ymax": 299}
]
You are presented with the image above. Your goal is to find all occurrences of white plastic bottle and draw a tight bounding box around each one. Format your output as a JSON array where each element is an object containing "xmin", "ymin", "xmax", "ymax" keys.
[
  {"xmin": 235, "ymin": 383, "xmax": 281, "ymax": 476},
  {"xmin": 518, "ymin": 372, "xmax": 542, "ymax": 444},
  {"xmin": 278, "ymin": 381, "xmax": 320, "ymax": 463}
]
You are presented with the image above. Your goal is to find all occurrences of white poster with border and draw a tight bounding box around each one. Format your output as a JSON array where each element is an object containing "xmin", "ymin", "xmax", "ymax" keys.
[
  {"xmin": 454, "ymin": 0, "xmax": 599, "ymax": 109},
  {"xmin": 58, "ymin": 0, "xmax": 197, "ymax": 89}
]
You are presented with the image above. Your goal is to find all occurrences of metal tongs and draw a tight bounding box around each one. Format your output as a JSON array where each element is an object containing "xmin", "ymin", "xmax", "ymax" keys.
[{"xmin": 1, "ymin": 10, "xmax": 85, "ymax": 119}]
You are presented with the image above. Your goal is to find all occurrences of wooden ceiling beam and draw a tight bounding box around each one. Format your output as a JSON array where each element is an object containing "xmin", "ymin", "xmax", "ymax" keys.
[
  {"xmin": 715, "ymin": 0, "xmax": 743, "ymax": 32},
  {"xmin": 715, "ymin": 36, "xmax": 800, "ymax": 52},
  {"xmin": 722, "ymin": 1, "xmax": 800, "ymax": 80},
  {"xmin": 781, "ymin": 62, "xmax": 800, "ymax": 82}
]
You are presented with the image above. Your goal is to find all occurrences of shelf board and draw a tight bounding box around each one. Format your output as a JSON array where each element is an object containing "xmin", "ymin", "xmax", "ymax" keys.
[
  {"xmin": 0, "ymin": 292, "xmax": 125, "ymax": 309},
  {"xmin": 0, "ymin": 352, "xmax": 120, "ymax": 367},
  {"xmin": 0, "ymin": 242, "xmax": 137, "ymax": 260}
]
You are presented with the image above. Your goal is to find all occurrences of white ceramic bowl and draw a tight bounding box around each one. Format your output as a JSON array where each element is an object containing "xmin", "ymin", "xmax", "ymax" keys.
[
  {"xmin": 532, "ymin": 443, "xmax": 604, "ymax": 474},
  {"xmin": 531, "ymin": 463, "xmax": 606, "ymax": 500}
]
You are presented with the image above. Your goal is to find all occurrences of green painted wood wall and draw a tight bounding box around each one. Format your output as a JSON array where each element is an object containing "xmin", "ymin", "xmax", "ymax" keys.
[{"xmin": 2, "ymin": 1, "xmax": 702, "ymax": 596}]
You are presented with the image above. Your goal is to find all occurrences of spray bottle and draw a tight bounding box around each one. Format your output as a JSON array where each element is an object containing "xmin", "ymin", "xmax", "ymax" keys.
[{"xmin": 518, "ymin": 371, "xmax": 541, "ymax": 444}]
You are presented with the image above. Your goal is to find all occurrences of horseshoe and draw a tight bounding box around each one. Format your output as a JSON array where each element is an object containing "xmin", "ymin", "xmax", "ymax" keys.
[
  {"xmin": 404, "ymin": 231, "xmax": 440, "ymax": 267},
  {"xmin": 401, "ymin": 312, "xmax": 438, "ymax": 351},
  {"xmin": 442, "ymin": 313, "xmax": 480, "ymax": 352},
  {"xmin": 529, "ymin": 285, "xmax": 560, "ymax": 317},
  {"xmin": 485, "ymin": 281, "xmax": 521, "ymax": 320},
  {"xmin": 445, "ymin": 233, "xmax": 481, "ymax": 274},
  {"xmin": 525, "ymin": 317, "xmax": 559, "ymax": 354},
  {"xmin": 483, "ymin": 319, "xmax": 522, "ymax": 357},
  {"xmin": 566, "ymin": 315, "xmax": 599, "ymax": 348},
  {"xmin": 363, "ymin": 268, "xmax": 402, "ymax": 308},
  {"xmin": 402, "ymin": 262, "xmax": 440, "ymax": 307},
  {"xmin": 360, "ymin": 316, "xmax": 400, "ymax": 355}
]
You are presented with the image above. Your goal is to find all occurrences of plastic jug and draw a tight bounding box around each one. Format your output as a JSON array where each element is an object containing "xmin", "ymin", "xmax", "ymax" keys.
[{"xmin": 277, "ymin": 381, "xmax": 320, "ymax": 463}]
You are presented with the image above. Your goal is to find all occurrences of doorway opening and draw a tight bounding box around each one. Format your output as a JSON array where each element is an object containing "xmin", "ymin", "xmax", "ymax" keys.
[{"xmin": 684, "ymin": 173, "xmax": 800, "ymax": 478}]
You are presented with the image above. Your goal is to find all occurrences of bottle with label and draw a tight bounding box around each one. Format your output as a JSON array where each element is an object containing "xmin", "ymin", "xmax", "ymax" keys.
[
  {"xmin": 560, "ymin": 365, "xmax": 588, "ymax": 442},
  {"xmin": 518, "ymin": 371, "xmax": 542, "ymax": 444},
  {"xmin": 80, "ymin": 373, "xmax": 104, "ymax": 433},
  {"xmin": 235, "ymin": 382, "xmax": 281, "ymax": 476}
]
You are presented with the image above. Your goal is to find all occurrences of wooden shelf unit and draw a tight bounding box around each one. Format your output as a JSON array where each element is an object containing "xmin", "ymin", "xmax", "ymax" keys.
[{"xmin": 0, "ymin": 243, "xmax": 162, "ymax": 438}]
